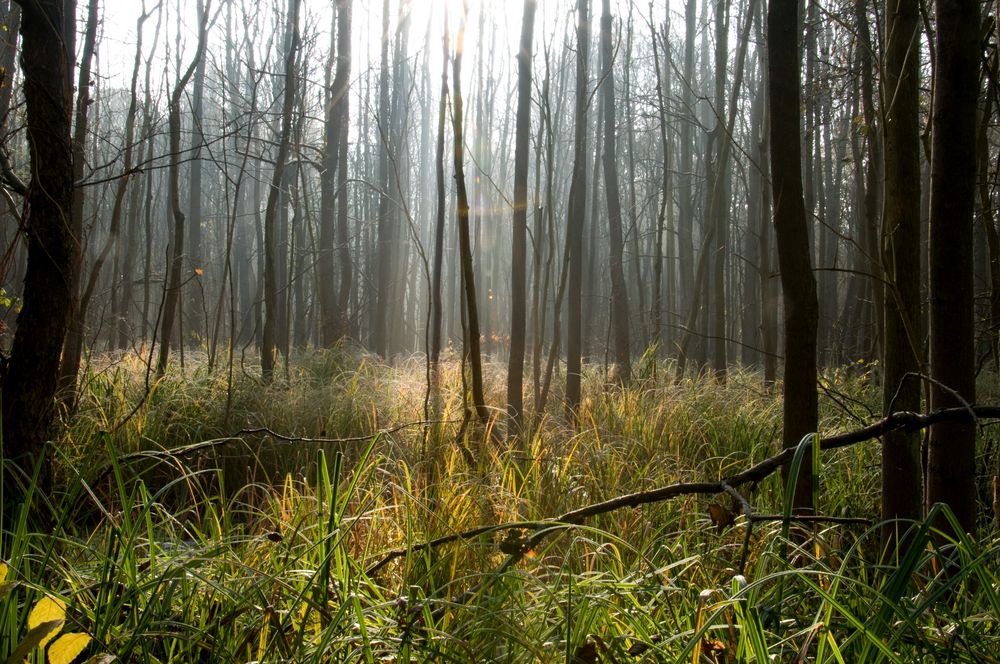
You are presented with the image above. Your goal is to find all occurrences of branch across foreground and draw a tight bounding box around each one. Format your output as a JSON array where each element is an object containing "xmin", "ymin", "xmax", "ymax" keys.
[{"xmin": 367, "ymin": 405, "xmax": 1000, "ymax": 576}]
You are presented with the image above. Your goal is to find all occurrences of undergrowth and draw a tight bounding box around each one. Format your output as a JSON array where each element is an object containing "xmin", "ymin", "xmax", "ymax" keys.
[{"xmin": 0, "ymin": 347, "xmax": 996, "ymax": 662}]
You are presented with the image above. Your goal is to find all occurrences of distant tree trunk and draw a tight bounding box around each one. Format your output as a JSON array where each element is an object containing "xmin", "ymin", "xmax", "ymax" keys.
[
  {"xmin": 373, "ymin": 0, "xmax": 395, "ymax": 358},
  {"xmin": 319, "ymin": 0, "xmax": 352, "ymax": 345},
  {"xmin": 429, "ymin": 13, "xmax": 449, "ymax": 396},
  {"xmin": 187, "ymin": 0, "xmax": 207, "ymax": 342},
  {"xmin": 1, "ymin": 0, "xmax": 77, "ymax": 507},
  {"xmin": 651, "ymin": 19, "xmax": 670, "ymax": 357},
  {"xmin": 261, "ymin": 0, "xmax": 301, "ymax": 381},
  {"xmin": 600, "ymin": 0, "xmax": 631, "ymax": 384},
  {"xmin": 566, "ymin": 0, "xmax": 590, "ymax": 418},
  {"xmin": 926, "ymin": 0, "xmax": 979, "ymax": 536},
  {"xmin": 452, "ymin": 9, "xmax": 489, "ymax": 427},
  {"xmin": 768, "ymin": 0, "xmax": 817, "ymax": 512},
  {"xmin": 55, "ymin": 0, "xmax": 99, "ymax": 406},
  {"xmin": 880, "ymin": 0, "xmax": 923, "ymax": 549},
  {"xmin": 677, "ymin": 0, "xmax": 696, "ymax": 331},
  {"xmin": 506, "ymin": 0, "xmax": 536, "ymax": 433},
  {"xmin": 156, "ymin": 2, "xmax": 212, "ymax": 377},
  {"xmin": 856, "ymin": 0, "xmax": 884, "ymax": 361}
]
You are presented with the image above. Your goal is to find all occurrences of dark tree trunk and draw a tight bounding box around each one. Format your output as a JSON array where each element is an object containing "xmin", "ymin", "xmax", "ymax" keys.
[
  {"xmin": 506, "ymin": 0, "xmax": 536, "ymax": 432},
  {"xmin": 55, "ymin": 0, "xmax": 99, "ymax": 407},
  {"xmin": 880, "ymin": 0, "xmax": 923, "ymax": 549},
  {"xmin": 261, "ymin": 0, "xmax": 301, "ymax": 381},
  {"xmin": 1, "ymin": 0, "xmax": 77, "ymax": 508},
  {"xmin": 566, "ymin": 0, "xmax": 590, "ymax": 418},
  {"xmin": 768, "ymin": 0, "xmax": 818, "ymax": 512},
  {"xmin": 156, "ymin": 2, "xmax": 212, "ymax": 377},
  {"xmin": 452, "ymin": 10, "xmax": 489, "ymax": 427},
  {"xmin": 926, "ymin": 0, "xmax": 979, "ymax": 536}
]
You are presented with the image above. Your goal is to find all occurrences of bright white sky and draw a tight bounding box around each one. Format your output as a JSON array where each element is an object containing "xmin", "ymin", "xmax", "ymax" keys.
[{"xmin": 94, "ymin": 0, "xmax": 681, "ymax": 93}]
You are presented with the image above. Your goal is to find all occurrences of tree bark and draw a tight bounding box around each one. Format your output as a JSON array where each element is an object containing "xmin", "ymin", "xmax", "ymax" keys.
[
  {"xmin": 261, "ymin": 0, "xmax": 301, "ymax": 381},
  {"xmin": 768, "ymin": 0, "xmax": 818, "ymax": 512},
  {"xmin": 566, "ymin": 0, "xmax": 590, "ymax": 419},
  {"xmin": 926, "ymin": 0, "xmax": 979, "ymax": 536},
  {"xmin": 506, "ymin": 0, "xmax": 536, "ymax": 433},
  {"xmin": 453, "ymin": 8, "xmax": 489, "ymax": 427},
  {"xmin": 1, "ymin": 0, "xmax": 77, "ymax": 507},
  {"xmin": 600, "ymin": 0, "xmax": 632, "ymax": 385},
  {"xmin": 156, "ymin": 1, "xmax": 212, "ymax": 377},
  {"xmin": 880, "ymin": 0, "xmax": 923, "ymax": 549}
]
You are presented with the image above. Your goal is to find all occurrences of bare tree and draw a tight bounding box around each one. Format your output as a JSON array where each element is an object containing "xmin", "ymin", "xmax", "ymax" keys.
[
  {"xmin": 156, "ymin": 0, "xmax": 213, "ymax": 377},
  {"xmin": 769, "ymin": 0, "xmax": 818, "ymax": 511},
  {"xmin": 260, "ymin": 0, "xmax": 301, "ymax": 381},
  {"xmin": 600, "ymin": 0, "xmax": 631, "ymax": 384},
  {"xmin": 566, "ymin": 0, "xmax": 590, "ymax": 418},
  {"xmin": 506, "ymin": 0, "xmax": 536, "ymax": 433},
  {"xmin": 1, "ymin": 0, "xmax": 78, "ymax": 507},
  {"xmin": 926, "ymin": 0, "xmax": 980, "ymax": 537}
]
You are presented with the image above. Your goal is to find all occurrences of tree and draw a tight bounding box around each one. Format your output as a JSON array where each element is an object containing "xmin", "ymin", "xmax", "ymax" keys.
[
  {"xmin": 768, "ymin": 0, "xmax": 817, "ymax": 511},
  {"xmin": 261, "ymin": 0, "xmax": 302, "ymax": 381},
  {"xmin": 566, "ymin": 0, "xmax": 590, "ymax": 418},
  {"xmin": 506, "ymin": 0, "xmax": 536, "ymax": 433},
  {"xmin": 157, "ymin": 0, "xmax": 213, "ymax": 377},
  {"xmin": 880, "ymin": 0, "xmax": 923, "ymax": 548},
  {"xmin": 319, "ymin": 0, "xmax": 352, "ymax": 346},
  {"xmin": 600, "ymin": 0, "xmax": 631, "ymax": 384},
  {"xmin": 926, "ymin": 0, "xmax": 980, "ymax": 536},
  {"xmin": 1, "ymin": 0, "xmax": 77, "ymax": 507},
  {"xmin": 452, "ymin": 4, "xmax": 489, "ymax": 428},
  {"xmin": 58, "ymin": 0, "xmax": 122, "ymax": 409}
]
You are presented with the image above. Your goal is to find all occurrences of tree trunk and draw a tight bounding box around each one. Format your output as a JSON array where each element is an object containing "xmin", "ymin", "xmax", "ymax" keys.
[
  {"xmin": 452, "ymin": 9, "xmax": 489, "ymax": 428},
  {"xmin": 506, "ymin": 0, "xmax": 536, "ymax": 433},
  {"xmin": 880, "ymin": 0, "xmax": 923, "ymax": 549},
  {"xmin": 926, "ymin": 0, "xmax": 979, "ymax": 537},
  {"xmin": 156, "ymin": 2, "xmax": 212, "ymax": 377},
  {"xmin": 1, "ymin": 0, "xmax": 77, "ymax": 509},
  {"xmin": 600, "ymin": 0, "xmax": 631, "ymax": 384},
  {"xmin": 768, "ymin": 0, "xmax": 818, "ymax": 512},
  {"xmin": 55, "ymin": 0, "xmax": 99, "ymax": 406},
  {"xmin": 566, "ymin": 0, "xmax": 590, "ymax": 419},
  {"xmin": 261, "ymin": 0, "xmax": 301, "ymax": 381}
]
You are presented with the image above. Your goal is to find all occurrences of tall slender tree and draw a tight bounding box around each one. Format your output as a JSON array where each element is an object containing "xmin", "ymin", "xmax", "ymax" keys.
[
  {"xmin": 768, "ymin": 0, "xmax": 818, "ymax": 511},
  {"xmin": 156, "ymin": 0, "xmax": 213, "ymax": 377},
  {"xmin": 926, "ymin": 0, "xmax": 980, "ymax": 536},
  {"xmin": 880, "ymin": 0, "xmax": 923, "ymax": 548},
  {"xmin": 453, "ymin": 3, "xmax": 489, "ymax": 427},
  {"xmin": 506, "ymin": 0, "xmax": 537, "ymax": 432},
  {"xmin": 261, "ymin": 0, "xmax": 302, "ymax": 381},
  {"xmin": 600, "ymin": 0, "xmax": 632, "ymax": 384},
  {"xmin": 566, "ymin": 0, "xmax": 590, "ymax": 418}
]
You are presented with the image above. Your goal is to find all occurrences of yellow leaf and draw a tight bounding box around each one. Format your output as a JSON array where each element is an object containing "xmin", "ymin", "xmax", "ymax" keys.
[
  {"xmin": 0, "ymin": 562, "xmax": 7, "ymax": 583},
  {"xmin": 47, "ymin": 633, "xmax": 92, "ymax": 664},
  {"xmin": 28, "ymin": 598, "xmax": 66, "ymax": 649}
]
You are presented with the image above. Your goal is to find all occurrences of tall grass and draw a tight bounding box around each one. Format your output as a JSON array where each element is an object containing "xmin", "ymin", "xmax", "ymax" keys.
[{"xmin": 0, "ymin": 349, "xmax": 995, "ymax": 662}]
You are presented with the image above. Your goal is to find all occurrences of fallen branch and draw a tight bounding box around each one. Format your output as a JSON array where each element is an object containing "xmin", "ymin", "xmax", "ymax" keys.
[{"xmin": 366, "ymin": 405, "xmax": 1000, "ymax": 577}]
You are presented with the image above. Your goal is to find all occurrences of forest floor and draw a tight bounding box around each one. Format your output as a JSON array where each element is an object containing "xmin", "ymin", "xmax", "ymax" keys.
[{"xmin": 2, "ymin": 346, "xmax": 999, "ymax": 662}]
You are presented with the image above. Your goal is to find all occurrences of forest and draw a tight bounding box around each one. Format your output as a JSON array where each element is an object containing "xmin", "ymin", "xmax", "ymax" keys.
[{"xmin": 0, "ymin": 0, "xmax": 998, "ymax": 660}]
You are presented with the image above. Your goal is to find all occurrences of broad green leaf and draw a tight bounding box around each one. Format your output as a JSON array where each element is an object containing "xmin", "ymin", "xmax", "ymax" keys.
[
  {"xmin": 48, "ymin": 633, "xmax": 92, "ymax": 664},
  {"xmin": 28, "ymin": 598, "xmax": 66, "ymax": 649}
]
